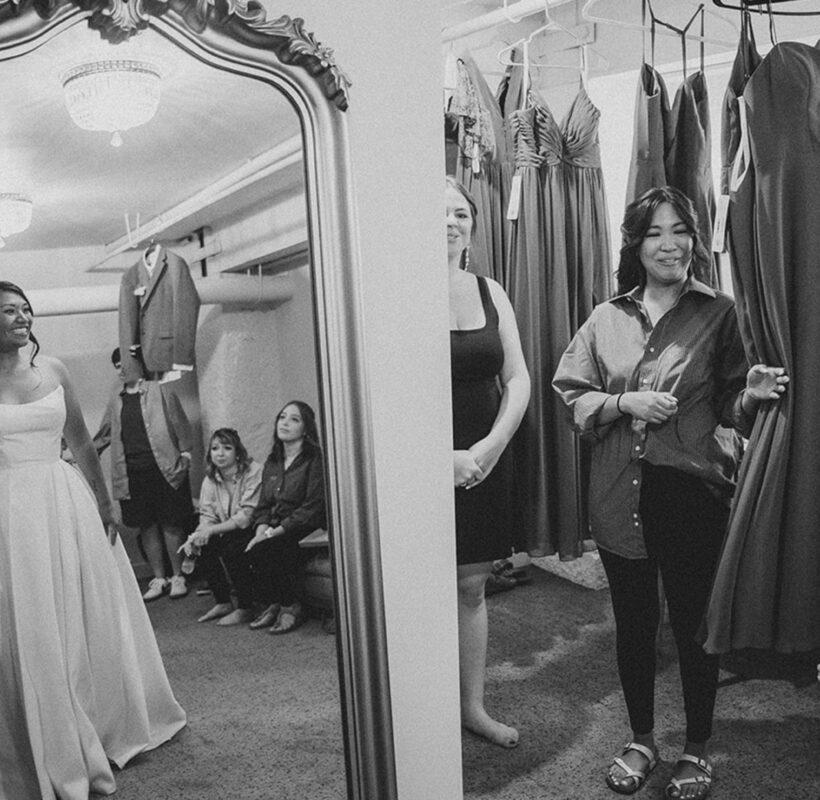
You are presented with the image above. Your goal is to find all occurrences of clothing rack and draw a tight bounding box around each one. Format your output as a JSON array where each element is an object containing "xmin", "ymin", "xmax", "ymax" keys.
[
  {"xmin": 712, "ymin": 0, "xmax": 820, "ymax": 15},
  {"xmin": 581, "ymin": 0, "xmax": 738, "ymax": 48}
]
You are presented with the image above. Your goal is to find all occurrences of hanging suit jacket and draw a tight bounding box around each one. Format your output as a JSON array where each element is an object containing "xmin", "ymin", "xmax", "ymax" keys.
[{"xmin": 119, "ymin": 246, "xmax": 200, "ymax": 382}]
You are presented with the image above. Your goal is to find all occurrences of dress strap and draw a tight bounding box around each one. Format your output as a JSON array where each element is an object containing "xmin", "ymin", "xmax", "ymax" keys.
[{"xmin": 476, "ymin": 276, "xmax": 499, "ymax": 327}]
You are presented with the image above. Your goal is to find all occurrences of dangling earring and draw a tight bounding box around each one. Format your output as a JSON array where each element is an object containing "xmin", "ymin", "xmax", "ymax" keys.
[{"xmin": 463, "ymin": 246, "xmax": 471, "ymax": 272}]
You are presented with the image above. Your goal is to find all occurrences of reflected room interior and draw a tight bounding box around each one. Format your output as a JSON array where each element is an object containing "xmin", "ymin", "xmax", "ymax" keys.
[{"xmin": 0, "ymin": 22, "xmax": 348, "ymax": 798}]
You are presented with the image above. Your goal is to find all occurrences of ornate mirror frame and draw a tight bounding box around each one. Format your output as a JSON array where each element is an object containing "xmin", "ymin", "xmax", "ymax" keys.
[{"xmin": 0, "ymin": 1, "xmax": 397, "ymax": 797}]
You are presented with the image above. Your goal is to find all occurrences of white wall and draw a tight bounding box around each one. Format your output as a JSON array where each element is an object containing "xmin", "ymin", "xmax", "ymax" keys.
[{"xmin": 271, "ymin": 2, "xmax": 463, "ymax": 798}]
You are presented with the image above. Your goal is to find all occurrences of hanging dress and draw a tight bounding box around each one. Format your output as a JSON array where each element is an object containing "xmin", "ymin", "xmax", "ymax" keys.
[
  {"xmin": 561, "ymin": 84, "xmax": 613, "ymax": 326},
  {"xmin": 0, "ymin": 385, "xmax": 187, "ymax": 800},
  {"xmin": 625, "ymin": 9, "xmax": 718, "ymax": 286},
  {"xmin": 665, "ymin": 68, "xmax": 717, "ymax": 284},
  {"xmin": 703, "ymin": 37, "xmax": 820, "ymax": 654},
  {"xmin": 505, "ymin": 75, "xmax": 611, "ymax": 558},
  {"xmin": 451, "ymin": 53, "xmax": 507, "ymax": 284},
  {"xmin": 664, "ymin": 19, "xmax": 718, "ymax": 286},
  {"xmin": 625, "ymin": 61, "xmax": 670, "ymax": 205},
  {"xmin": 719, "ymin": 10, "xmax": 762, "ymax": 353}
]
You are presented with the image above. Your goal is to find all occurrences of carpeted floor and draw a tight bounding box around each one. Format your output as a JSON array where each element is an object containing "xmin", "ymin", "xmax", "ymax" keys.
[
  {"xmin": 100, "ymin": 569, "xmax": 819, "ymax": 800},
  {"xmin": 464, "ymin": 567, "xmax": 820, "ymax": 800},
  {"xmin": 97, "ymin": 589, "xmax": 347, "ymax": 800}
]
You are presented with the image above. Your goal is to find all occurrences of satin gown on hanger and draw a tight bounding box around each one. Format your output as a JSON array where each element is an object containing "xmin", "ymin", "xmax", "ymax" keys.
[
  {"xmin": 703, "ymin": 31, "xmax": 820, "ymax": 654},
  {"xmin": 504, "ymin": 74, "xmax": 611, "ymax": 558},
  {"xmin": 0, "ymin": 386, "xmax": 186, "ymax": 800}
]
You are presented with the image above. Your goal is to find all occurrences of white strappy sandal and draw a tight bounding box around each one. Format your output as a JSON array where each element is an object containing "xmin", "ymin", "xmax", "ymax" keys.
[
  {"xmin": 665, "ymin": 754, "xmax": 713, "ymax": 799},
  {"xmin": 606, "ymin": 741, "xmax": 659, "ymax": 795}
]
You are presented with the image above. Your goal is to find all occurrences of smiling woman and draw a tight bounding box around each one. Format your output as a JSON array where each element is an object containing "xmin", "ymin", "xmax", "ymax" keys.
[
  {"xmin": 0, "ymin": 280, "xmax": 188, "ymax": 799},
  {"xmin": 0, "ymin": 1, "xmax": 396, "ymax": 798}
]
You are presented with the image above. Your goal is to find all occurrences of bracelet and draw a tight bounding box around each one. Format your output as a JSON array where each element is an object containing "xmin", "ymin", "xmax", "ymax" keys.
[{"xmin": 616, "ymin": 393, "xmax": 624, "ymax": 415}]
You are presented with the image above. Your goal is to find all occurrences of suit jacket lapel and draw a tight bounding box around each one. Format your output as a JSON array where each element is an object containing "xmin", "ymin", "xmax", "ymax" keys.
[{"xmin": 141, "ymin": 247, "xmax": 167, "ymax": 306}]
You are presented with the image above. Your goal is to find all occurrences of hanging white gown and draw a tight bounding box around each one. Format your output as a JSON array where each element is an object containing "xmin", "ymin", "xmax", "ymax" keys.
[{"xmin": 0, "ymin": 385, "xmax": 186, "ymax": 800}]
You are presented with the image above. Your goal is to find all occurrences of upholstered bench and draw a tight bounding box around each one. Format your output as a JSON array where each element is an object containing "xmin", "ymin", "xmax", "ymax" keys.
[{"xmin": 299, "ymin": 529, "xmax": 334, "ymax": 622}]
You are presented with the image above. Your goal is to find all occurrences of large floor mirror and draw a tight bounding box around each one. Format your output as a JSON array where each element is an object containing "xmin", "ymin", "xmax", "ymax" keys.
[{"xmin": 0, "ymin": 2, "xmax": 396, "ymax": 797}]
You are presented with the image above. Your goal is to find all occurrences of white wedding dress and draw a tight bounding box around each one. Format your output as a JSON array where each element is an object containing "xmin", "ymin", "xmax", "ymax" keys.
[{"xmin": 0, "ymin": 385, "xmax": 186, "ymax": 800}]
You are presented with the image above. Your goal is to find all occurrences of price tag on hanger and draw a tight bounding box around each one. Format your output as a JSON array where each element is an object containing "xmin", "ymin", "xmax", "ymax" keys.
[
  {"xmin": 712, "ymin": 194, "xmax": 730, "ymax": 253},
  {"xmin": 506, "ymin": 173, "xmax": 522, "ymax": 220},
  {"xmin": 471, "ymin": 142, "xmax": 481, "ymax": 175}
]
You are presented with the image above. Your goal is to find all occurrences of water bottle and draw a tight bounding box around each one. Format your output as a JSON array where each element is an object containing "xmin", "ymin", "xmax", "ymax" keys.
[{"xmin": 181, "ymin": 542, "xmax": 200, "ymax": 575}]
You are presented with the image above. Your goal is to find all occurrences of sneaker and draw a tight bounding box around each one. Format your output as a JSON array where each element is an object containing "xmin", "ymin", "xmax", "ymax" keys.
[
  {"xmin": 143, "ymin": 577, "xmax": 168, "ymax": 602},
  {"xmin": 169, "ymin": 574, "xmax": 188, "ymax": 599}
]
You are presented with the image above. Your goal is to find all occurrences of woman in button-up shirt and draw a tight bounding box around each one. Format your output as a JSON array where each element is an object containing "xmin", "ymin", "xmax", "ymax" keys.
[
  {"xmin": 553, "ymin": 187, "xmax": 787, "ymax": 800},
  {"xmin": 182, "ymin": 428, "xmax": 262, "ymax": 625},
  {"xmin": 244, "ymin": 400, "xmax": 326, "ymax": 634}
]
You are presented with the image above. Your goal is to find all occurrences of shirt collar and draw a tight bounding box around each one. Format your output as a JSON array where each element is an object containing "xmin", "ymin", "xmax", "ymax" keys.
[{"xmin": 615, "ymin": 275, "xmax": 716, "ymax": 307}]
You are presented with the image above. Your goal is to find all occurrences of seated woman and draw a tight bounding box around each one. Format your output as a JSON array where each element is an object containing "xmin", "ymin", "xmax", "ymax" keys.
[
  {"xmin": 182, "ymin": 428, "xmax": 263, "ymax": 625},
  {"xmin": 245, "ymin": 400, "xmax": 326, "ymax": 634}
]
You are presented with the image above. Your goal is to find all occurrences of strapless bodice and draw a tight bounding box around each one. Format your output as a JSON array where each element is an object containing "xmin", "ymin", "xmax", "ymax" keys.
[{"xmin": 0, "ymin": 385, "xmax": 65, "ymax": 469}]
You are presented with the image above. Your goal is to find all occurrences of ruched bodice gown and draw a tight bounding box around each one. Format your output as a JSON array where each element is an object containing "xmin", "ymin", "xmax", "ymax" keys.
[
  {"xmin": 505, "ymin": 85, "xmax": 611, "ymax": 557},
  {"xmin": 0, "ymin": 385, "xmax": 186, "ymax": 800}
]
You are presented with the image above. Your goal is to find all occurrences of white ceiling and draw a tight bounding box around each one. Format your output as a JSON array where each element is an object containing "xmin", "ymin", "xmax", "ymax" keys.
[
  {"xmin": 0, "ymin": 22, "xmax": 302, "ymax": 254},
  {"xmin": 1, "ymin": 1, "xmax": 816, "ymax": 258}
]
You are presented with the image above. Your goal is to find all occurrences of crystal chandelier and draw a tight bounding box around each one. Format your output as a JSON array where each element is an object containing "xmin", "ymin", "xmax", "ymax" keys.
[
  {"xmin": 62, "ymin": 59, "xmax": 162, "ymax": 147},
  {"xmin": 0, "ymin": 194, "xmax": 33, "ymax": 249}
]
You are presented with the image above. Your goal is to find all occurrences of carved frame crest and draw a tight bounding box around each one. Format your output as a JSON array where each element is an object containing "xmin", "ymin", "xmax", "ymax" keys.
[{"xmin": 0, "ymin": 0, "xmax": 350, "ymax": 108}]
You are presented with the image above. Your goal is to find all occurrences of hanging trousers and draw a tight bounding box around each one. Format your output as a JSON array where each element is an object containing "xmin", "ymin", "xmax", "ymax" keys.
[{"xmin": 598, "ymin": 463, "xmax": 727, "ymax": 743}]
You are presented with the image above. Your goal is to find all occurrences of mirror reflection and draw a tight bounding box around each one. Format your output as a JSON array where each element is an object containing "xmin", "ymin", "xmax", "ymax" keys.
[{"xmin": 0, "ymin": 21, "xmax": 347, "ymax": 799}]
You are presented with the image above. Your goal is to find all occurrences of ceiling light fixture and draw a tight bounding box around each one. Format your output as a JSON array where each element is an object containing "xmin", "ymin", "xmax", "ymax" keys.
[
  {"xmin": 62, "ymin": 59, "xmax": 162, "ymax": 147},
  {"xmin": 0, "ymin": 193, "xmax": 33, "ymax": 249}
]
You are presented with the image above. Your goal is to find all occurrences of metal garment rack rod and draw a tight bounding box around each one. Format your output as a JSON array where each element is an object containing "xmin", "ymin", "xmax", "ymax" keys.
[
  {"xmin": 712, "ymin": 0, "xmax": 820, "ymax": 16},
  {"xmin": 581, "ymin": 0, "xmax": 738, "ymax": 47},
  {"xmin": 441, "ymin": 0, "xmax": 576, "ymax": 42}
]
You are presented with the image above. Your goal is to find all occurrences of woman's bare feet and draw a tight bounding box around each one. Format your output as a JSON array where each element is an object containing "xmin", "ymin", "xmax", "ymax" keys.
[
  {"xmin": 197, "ymin": 602, "xmax": 232, "ymax": 623},
  {"xmin": 216, "ymin": 608, "xmax": 256, "ymax": 626},
  {"xmin": 462, "ymin": 708, "xmax": 519, "ymax": 748}
]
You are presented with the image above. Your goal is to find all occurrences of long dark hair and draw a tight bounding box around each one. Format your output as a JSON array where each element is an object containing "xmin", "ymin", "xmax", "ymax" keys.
[
  {"xmin": 615, "ymin": 186, "xmax": 710, "ymax": 295},
  {"xmin": 0, "ymin": 281, "xmax": 40, "ymax": 362},
  {"xmin": 205, "ymin": 428, "xmax": 251, "ymax": 481},
  {"xmin": 269, "ymin": 400, "xmax": 321, "ymax": 463}
]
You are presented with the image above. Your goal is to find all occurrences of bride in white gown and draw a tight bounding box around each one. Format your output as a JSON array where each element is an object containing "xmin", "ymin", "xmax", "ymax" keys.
[{"xmin": 0, "ymin": 281, "xmax": 186, "ymax": 800}]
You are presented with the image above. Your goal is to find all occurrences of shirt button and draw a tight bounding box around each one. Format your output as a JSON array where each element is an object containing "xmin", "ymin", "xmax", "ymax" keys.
[
  {"xmin": 633, "ymin": 478, "xmax": 639, "ymax": 485},
  {"xmin": 635, "ymin": 446, "xmax": 641, "ymax": 451},
  {"xmin": 633, "ymin": 512, "xmax": 639, "ymax": 518},
  {"xmin": 634, "ymin": 521, "xmax": 640, "ymax": 527},
  {"xmin": 649, "ymin": 346, "xmax": 655, "ymax": 353}
]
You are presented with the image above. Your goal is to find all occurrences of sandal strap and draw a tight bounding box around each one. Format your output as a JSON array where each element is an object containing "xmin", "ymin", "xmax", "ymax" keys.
[
  {"xmin": 622, "ymin": 741, "xmax": 658, "ymax": 765},
  {"xmin": 612, "ymin": 756, "xmax": 647, "ymax": 781},
  {"xmin": 676, "ymin": 754, "xmax": 712, "ymax": 777}
]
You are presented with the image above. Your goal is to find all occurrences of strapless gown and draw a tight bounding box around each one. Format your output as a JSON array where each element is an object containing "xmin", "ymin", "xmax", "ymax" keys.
[{"xmin": 0, "ymin": 385, "xmax": 186, "ymax": 800}]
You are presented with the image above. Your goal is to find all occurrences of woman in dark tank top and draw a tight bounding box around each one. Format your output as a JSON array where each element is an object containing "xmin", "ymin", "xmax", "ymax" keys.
[{"xmin": 447, "ymin": 176, "xmax": 530, "ymax": 749}]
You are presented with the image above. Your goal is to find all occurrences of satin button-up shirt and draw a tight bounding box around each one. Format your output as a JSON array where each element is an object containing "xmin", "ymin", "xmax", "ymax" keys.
[{"xmin": 553, "ymin": 278, "xmax": 753, "ymax": 559}]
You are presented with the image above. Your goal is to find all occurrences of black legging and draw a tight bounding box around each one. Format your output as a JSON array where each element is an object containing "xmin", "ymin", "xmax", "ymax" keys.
[
  {"xmin": 248, "ymin": 532, "xmax": 302, "ymax": 607},
  {"xmin": 598, "ymin": 463, "xmax": 728, "ymax": 744},
  {"xmin": 198, "ymin": 529, "xmax": 255, "ymax": 609}
]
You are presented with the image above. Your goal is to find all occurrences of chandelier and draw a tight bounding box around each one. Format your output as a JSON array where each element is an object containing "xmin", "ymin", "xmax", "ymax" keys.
[
  {"xmin": 62, "ymin": 59, "xmax": 162, "ymax": 147},
  {"xmin": 0, "ymin": 194, "xmax": 33, "ymax": 249}
]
